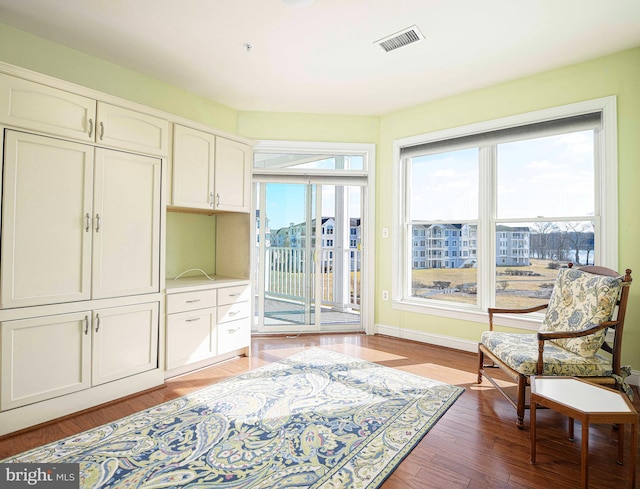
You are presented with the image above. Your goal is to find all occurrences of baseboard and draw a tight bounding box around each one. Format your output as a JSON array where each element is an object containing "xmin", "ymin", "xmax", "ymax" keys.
[
  {"xmin": 375, "ymin": 323, "xmax": 478, "ymax": 353},
  {"xmin": 374, "ymin": 322, "xmax": 640, "ymax": 386}
]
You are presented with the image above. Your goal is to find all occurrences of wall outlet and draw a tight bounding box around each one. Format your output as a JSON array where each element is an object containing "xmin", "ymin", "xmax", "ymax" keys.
[{"xmin": 382, "ymin": 290, "xmax": 389, "ymax": 301}]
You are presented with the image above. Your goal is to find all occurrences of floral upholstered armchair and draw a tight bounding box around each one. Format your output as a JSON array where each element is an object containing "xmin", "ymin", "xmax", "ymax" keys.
[{"xmin": 477, "ymin": 265, "xmax": 632, "ymax": 429}]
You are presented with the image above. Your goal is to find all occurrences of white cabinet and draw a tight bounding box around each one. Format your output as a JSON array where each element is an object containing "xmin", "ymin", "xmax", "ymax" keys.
[
  {"xmin": 165, "ymin": 280, "xmax": 250, "ymax": 373},
  {"xmin": 0, "ymin": 302, "xmax": 159, "ymax": 410},
  {"xmin": 92, "ymin": 148, "xmax": 161, "ymax": 299},
  {"xmin": 0, "ymin": 74, "xmax": 168, "ymax": 155},
  {"xmin": 214, "ymin": 137, "xmax": 251, "ymax": 212},
  {"xmin": 166, "ymin": 308, "xmax": 217, "ymax": 370},
  {"xmin": 217, "ymin": 284, "xmax": 251, "ymax": 355},
  {"xmin": 0, "ymin": 312, "xmax": 91, "ymax": 411},
  {"xmin": 166, "ymin": 287, "xmax": 217, "ymax": 370},
  {"xmin": 96, "ymin": 102, "xmax": 168, "ymax": 156},
  {"xmin": 172, "ymin": 124, "xmax": 251, "ymax": 212},
  {"xmin": 91, "ymin": 303, "xmax": 159, "ymax": 386},
  {"xmin": 1, "ymin": 131, "xmax": 161, "ymax": 309},
  {"xmin": 172, "ymin": 124, "xmax": 215, "ymax": 209}
]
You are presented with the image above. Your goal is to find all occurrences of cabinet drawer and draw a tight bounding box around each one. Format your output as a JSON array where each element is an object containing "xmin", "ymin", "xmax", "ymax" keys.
[
  {"xmin": 167, "ymin": 290, "xmax": 217, "ymax": 314},
  {"xmin": 217, "ymin": 301, "xmax": 250, "ymax": 324},
  {"xmin": 218, "ymin": 285, "xmax": 250, "ymax": 305},
  {"xmin": 166, "ymin": 309, "xmax": 216, "ymax": 370},
  {"xmin": 217, "ymin": 318, "xmax": 250, "ymax": 355}
]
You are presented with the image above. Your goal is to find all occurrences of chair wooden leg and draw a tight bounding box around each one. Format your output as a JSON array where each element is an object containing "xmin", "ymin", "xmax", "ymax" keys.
[
  {"xmin": 477, "ymin": 347, "xmax": 484, "ymax": 384},
  {"xmin": 516, "ymin": 375, "xmax": 527, "ymax": 429}
]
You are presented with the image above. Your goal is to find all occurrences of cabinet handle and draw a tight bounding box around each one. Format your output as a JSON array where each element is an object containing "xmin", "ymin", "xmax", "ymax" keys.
[
  {"xmin": 209, "ymin": 191, "xmax": 215, "ymax": 208},
  {"xmin": 186, "ymin": 299, "xmax": 201, "ymax": 303},
  {"xmin": 95, "ymin": 214, "xmax": 101, "ymax": 232},
  {"xmin": 228, "ymin": 310, "xmax": 239, "ymax": 316},
  {"xmin": 99, "ymin": 121, "xmax": 105, "ymax": 140},
  {"xmin": 227, "ymin": 326, "xmax": 240, "ymax": 333},
  {"xmin": 85, "ymin": 213, "xmax": 91, "ymax": 232},
  {"xmin": 228, "ymin": 293, "xmax": 240, "ymax": 297},
  {"xmin": 216, "ymin": 193, "xmax": 221, "ymax": 207},
  {"xmin": 95, "ymin": 313, "xmax": 100, "ymax": 332},
  {"xmin": 88, "ymin": 118, "xmax": 94, "ymax": 138},
  {"xmin": 84, "ymin": 316, "xmax": 89, "ymax": 335},
  {"xmin": 186, "ymin": 317, "xmax": 201, "ymax": 322}
]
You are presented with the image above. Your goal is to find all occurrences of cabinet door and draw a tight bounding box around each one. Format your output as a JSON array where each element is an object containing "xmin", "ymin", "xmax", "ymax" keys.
[
  {"xmin": 1, "ymin": 131, "xmax": 94, "ymax": 308},
  {"xmin": 214, "ymin": 137, "xmax": 251, "ymax": 212},
  {"xmin": 96, "ymin": 102, "xmax": 168, "ymax": 156},
  {"xmin": 92, "ymin": 149, "xmax": 161, "ymax": 299},
  {"xmin": 172, "ymin": 124, "xmax": 216, "ymax": 209},
  {"xmin": 0, "ymin": 74, "xmax": 96, "ymax": 142},
  {"xmin": 166, "ymin": 308, "xmax": 216, "ymax": 370},
  {"xmin": 1, "ymin": 312, "xmax": 91, "ymax": 410},
  {"xmin": 92, "ymin": 302, "xmax": 159, "ymax": 386}
]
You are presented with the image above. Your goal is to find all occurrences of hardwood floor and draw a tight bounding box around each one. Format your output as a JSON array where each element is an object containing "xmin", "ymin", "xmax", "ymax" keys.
[{"xmin": 1, "ymin": 333, "xmax": 638, "ymax": 488}]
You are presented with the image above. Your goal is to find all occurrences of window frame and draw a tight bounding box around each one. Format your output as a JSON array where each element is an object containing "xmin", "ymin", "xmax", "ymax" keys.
[{"xmin": 391, "ymin": 97, "xmax": 618, "ymax": 330}]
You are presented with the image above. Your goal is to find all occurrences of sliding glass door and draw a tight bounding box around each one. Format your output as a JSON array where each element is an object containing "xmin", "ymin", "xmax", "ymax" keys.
[{"xmin": 254, "ymin": 180, "xmax": 363, "ymax": 333}]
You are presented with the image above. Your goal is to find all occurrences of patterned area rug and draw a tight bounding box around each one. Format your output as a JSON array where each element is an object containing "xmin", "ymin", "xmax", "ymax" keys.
[{"xmin": 4, "ymin": 348, "xmax": 464, "ymax": 488}]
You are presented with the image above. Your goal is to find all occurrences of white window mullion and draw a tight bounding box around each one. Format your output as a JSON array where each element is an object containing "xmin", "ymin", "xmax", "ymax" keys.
[{"xmin": 478, "ymin": 145, "xmax": 495, "ymax": 311}]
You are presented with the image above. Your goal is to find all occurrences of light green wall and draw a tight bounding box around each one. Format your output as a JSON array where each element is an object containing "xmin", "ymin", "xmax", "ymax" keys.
[
  {"xmin": 165, "ymin": 212, "xmax": 216, "ymax": 279},
  {"xmin": 376, "ymin": 47, "xmax": 640, "ymax": 369},
  {"xmin": 238, "ymin": 111, "xmax": 379, "ymax": 143},
  {"xmin": 0, "ymin": 23, "xmax": 238, "ymax": 131}
]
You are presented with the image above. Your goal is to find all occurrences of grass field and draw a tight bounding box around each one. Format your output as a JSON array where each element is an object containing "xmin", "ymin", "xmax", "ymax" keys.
[{"xmin": 412, "ymin": 258, "xmax": 566, "ymax": 308}]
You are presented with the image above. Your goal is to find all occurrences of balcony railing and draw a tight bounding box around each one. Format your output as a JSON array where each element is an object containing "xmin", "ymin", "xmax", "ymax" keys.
[{"xmin": 263, "ymin": 246, "xmax": 361, "ymax": 310}]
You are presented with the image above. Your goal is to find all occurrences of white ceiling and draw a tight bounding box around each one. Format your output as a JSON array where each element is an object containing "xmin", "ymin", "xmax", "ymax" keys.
[{"xmin": 1, "ymin": 0, "xmax": 639, "ymax": 116}]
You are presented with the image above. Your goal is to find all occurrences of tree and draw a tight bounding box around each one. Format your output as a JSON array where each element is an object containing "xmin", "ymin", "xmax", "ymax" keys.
[
  {"xmin": 560, "ymin": 221, "xmax": 594, "ymax": 265},
  {"xmin": 530, "ymin": 222, "xmax": 557, "ymax": 259}
]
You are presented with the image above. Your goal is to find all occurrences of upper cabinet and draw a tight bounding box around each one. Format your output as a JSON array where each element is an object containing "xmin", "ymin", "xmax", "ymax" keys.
[
  {"xmin": 0, "ymin": 74, "xmax": 168, "ymax": 156},
  {"xmin": 95, "ymin": 102, "xmax": 168, "ymax": 156},
  {"xmin": 172, "ymin": 124, "xmax": 216, "ymax": 210},
  {"xmin": 214, "ymin": 136, "xmax": 251, "ymax": 213},
  {"xmin": 172, "ymin": 124, "xmax": 251, "ymax": 213},
  {"xmin": 0, "ymin": 73, "xmax": 95, "ymax": 142}
]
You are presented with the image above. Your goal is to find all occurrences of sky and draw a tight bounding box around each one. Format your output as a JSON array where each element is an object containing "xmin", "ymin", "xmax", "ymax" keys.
[
  {"xmin": 261, "ymin": 183, "xmax": 362, "ymax": 231},
  {"xmin": 410, "ymin": 130, "xmax": 595, "ymax": 222}
]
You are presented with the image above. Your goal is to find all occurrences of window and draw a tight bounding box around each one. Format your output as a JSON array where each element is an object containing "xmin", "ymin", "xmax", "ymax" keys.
[{"xmin": 393, "ymin": 98, "xmax": 617, "ymax": 321}]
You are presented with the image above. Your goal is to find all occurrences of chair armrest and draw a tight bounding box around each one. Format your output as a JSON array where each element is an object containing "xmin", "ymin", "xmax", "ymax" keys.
[
  {"xmin": 535, "ymin": 320, "xmax": 619, "ymax": 373},
  {"xmin": 536, "ymin": 320, "xmax": 618, "ymax": 341},
  {"xmin": 487, "ymin": 304, "xmax": 548, "ymax": 331}
]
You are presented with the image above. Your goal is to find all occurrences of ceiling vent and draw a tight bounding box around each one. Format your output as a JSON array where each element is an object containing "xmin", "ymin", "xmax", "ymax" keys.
[{"xmin": 375, "ymin": 25, "xmax": 424, "ymax": 53}]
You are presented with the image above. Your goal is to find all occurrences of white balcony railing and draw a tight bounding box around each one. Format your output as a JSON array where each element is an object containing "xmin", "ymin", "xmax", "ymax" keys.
[{"xmin": 264, "ymin": 246, "xmax": 361, "ymax": 310}]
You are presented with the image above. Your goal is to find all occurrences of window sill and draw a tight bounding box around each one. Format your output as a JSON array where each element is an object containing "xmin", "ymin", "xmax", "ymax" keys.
[{"xmin": 391, "ymin": 298, "xmax": 542, "ymax": 332}]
